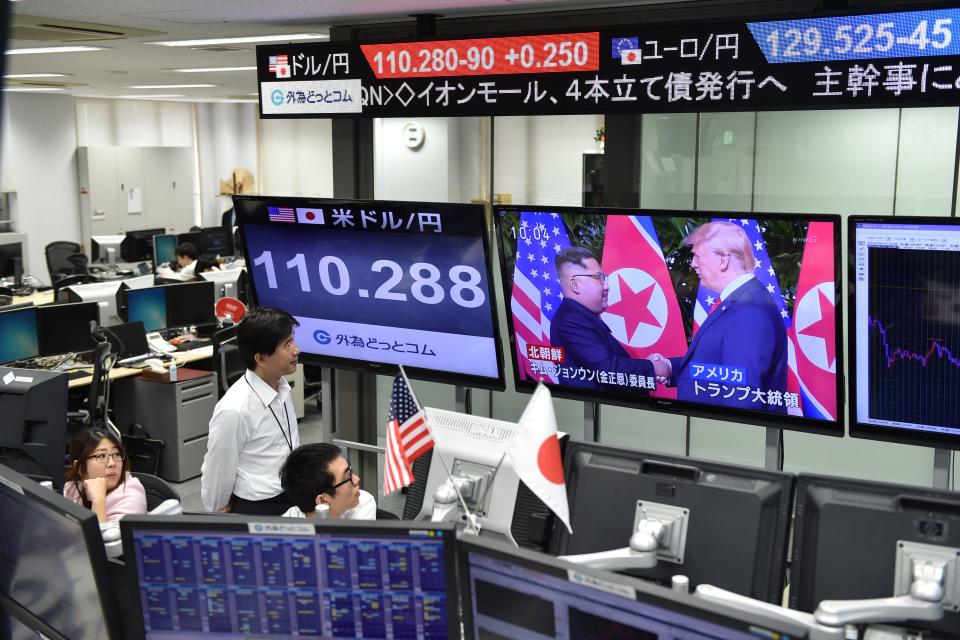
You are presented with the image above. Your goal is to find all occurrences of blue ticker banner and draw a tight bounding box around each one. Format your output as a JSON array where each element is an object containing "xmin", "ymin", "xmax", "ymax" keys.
[{"xmin": 749, "ymin": 9, "xmax": 960, "ymax": 63}]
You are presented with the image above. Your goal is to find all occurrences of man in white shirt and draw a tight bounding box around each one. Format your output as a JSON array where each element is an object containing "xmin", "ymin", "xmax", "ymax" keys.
[
  {"xmin": 280, "ymin": 443, "xmax": 377, "ymax": 520},
  {"xmin": 200, "ymin": 307, "xmax": 301, "ymax": 515},
  {"xmin": 156, "ymin": 241, "xmax": 199, "ymax": 281}
]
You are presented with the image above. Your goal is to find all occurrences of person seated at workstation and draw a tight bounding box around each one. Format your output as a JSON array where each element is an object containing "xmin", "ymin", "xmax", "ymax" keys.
[
  {"xmin": 280, "ymin": 443, "xmax": 377, "ymax": 520},
  {"xmin": 156, "ymin": 241, "xmax": 199, "ymax": 281},
  {"xmin": 200, "ymin": 307, "xmax": 301, "ymax": 515},
  {"xmin": 63, "ymin": 428, "xmax": 147, "ymax": 523}
]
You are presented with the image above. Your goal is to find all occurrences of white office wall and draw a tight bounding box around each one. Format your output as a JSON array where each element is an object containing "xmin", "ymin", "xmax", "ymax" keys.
[
  {"xmin": 258, "ymin": 117, "xmax": 334, "ymax": 198},
  {"xmin": 0, "ymin": 93, "xmax": 82, "ymax": 284},
  {"xmin": 196, "ymin": 102, "xmax": 258, "ymax": 226},
  {"xmin": 75, "ymin": 98, "xmax": 193, "ymax": 147}
]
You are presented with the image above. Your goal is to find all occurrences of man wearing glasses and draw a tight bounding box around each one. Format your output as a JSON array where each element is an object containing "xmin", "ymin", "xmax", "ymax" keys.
[
  {"xmin": 280, "ymin": 443, "xmax": 377, "ymax": 520},
  {"xmin": 550, "ymin": 246, "xmax": 665, "ymax": 390}
]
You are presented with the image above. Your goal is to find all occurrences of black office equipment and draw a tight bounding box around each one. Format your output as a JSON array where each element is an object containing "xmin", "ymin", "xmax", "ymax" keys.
[
  {"xmin": 37, "ymin": 301, "xmax": 99, "ymax": 357},
  {"xmin": 104, "ymin": 320, "xmax": 149, "ymax": 360},
  {"xmin": 120, "ymin": 228, "xmax": 165, "ymax": 263},
  {"xmin": 0, "ymin": 464, "xmax": 124, "ymax": 639},
  {"xmin": 120, "ymin": 515, "xmax": 458, "ymax": 639},
  {"xmin": 124, "ymin": 281, "xmax": 215, "ymax": 332},
  {"xmin": 0, "ymin": 368, "xmax": 68, "ymax": 489},
  {"xmin": 551, "ymin": 440, "xmax": 794, "ymax": 604},
  {"xmin": 200, "ymin": 225, "xmax": 234, "ymax": 256},
  {"xmin": 0, "ymin": 306, "xmax": 39, "ymax": 363}
]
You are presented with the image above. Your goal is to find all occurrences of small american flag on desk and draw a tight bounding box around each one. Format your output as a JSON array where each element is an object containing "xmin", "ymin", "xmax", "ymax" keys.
[
  {"xmin": 267, "ymin": 206, "xmax": 295, "ymax": 223},
  {"xmin": 383, "ymin": 369, "xmax": 433, "ymax": 495}
]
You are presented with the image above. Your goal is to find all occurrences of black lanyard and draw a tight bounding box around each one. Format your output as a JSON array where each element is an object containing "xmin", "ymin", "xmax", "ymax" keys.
[{"xmin": 246, "ymin": 376, "xmax": 293, "ymax": 451}]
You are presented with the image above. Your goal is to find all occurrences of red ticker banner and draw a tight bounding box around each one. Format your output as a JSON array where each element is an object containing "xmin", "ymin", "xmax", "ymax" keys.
[{"xmin": 257, "ymin": 8, "xmax": 960, "ymax": 118}]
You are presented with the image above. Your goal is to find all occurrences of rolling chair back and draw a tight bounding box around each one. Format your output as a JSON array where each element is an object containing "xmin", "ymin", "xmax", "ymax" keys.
[{"xmin": 45, "ymin": 241, "xmax": 88, "ymax": 284}]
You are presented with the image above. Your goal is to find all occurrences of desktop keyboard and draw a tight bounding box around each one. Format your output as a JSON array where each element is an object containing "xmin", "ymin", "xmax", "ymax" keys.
[{"xmin": 118, "ymin": 354, "xmax": 151, "ymax": 366}]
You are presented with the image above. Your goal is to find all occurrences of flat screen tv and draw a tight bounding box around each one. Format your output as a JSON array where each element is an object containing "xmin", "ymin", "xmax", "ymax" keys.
[
  {"xmin": 496, "ymin": 206, "xmax": 843, "ymax": 433},
  {"xmin": 234, "ymin": 195, "xmax": 504, "ymax": 390},
  {"xmin": 849, "ymin": 215, "xmax": 960, "ymax": 448}
]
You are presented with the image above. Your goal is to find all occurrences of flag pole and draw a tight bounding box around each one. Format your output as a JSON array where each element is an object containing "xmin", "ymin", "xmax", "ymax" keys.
[{"xmin": 399, "ymin": 366, "xmax": 482, "ymax": 535}]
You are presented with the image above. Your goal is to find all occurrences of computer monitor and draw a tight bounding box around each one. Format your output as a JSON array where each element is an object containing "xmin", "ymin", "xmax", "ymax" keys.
[
  {"xmin": 234, "ymin": 195, "xmax": 505, "ymax": 390},
  {"xmin": 0, "ymin": 240, "xmax": 23, "ymax": 280},
  {"xmin": 0, "ymin": 464, "xmax": 124, "ymax": 640},
  {"xmin": 459, "ymin": 534, "xmax": 809, "ymax": 640},
  {"xmin": 59, "ymin": 280, "xmax": 123, "ymax": 327},
  {"xmin": 200, "ymin": 225, "xmax": 234, "ymax": 256},
  {"xmin": 0, "ymin": 367, "xmax": 67, "ymax": 489},
  {"xmin": 199, "ymin": 268, "xmax": 244, "ymax": 301},
  {"xmin": 550, "ymin": 440, "xmax": 793, "ymax": 604},
  {"xmin": 152, "ymin": 234, "xmax": 177, "ymax": 265},
  {"xmin": 125, "ymin": 286, "xmax": 166, "ymax": 333},
  {"xmin": 791, "ymin": 473, "xmax": 960, "ymax": 637},
  {"xmin": 404, "ymin": 407, "xmax": 553, "ymax": 550},
  {"xmin": 103, "ymin": 321, "xmax": 149, "ymax": 359},
  {"xmin": 849, "ymin": 216, "xmax": 960, "ymax": 449},
  {"xmin": 121, "ymin": 228, "xmax": 165, "ymax": 263},
  {"xmin": 496, "ymin": 206, "xmax": 843, "ymax": 435},
  {"xmin": 176, "ymin": 231, "xmax": 202, "ymax": 254},
  {"xmin": 120, "ymin": 515, "xmax": 458, "ymax": 640},
  {"xmin": 90, "ymin": 234, "xmax": 124, "ymax": 264},
  {"xmin": 0, "ymin": 306, "xmax": 39, "ymax": 363},
  {"xmin": 37, "ymin": 301, "xmax": 99, "ymax": 357}
]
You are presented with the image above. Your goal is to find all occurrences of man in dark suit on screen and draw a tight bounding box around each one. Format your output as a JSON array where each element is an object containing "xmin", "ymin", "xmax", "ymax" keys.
[
  {"xmin": 550, "ymin": 247, "xmax": 664, "ymax": 390},
  {"xmin": 656, "ymin": 221, "xmax": 788, "ymax": 412}
]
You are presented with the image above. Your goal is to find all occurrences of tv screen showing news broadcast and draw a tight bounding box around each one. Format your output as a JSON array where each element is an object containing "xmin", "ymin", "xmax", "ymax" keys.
[
  {"xmin": 234, "ymin": 196, "xmax": 504, "ymax": 390},
  {"xmin": 849, "ymin": 216, "xmax": 960, "ymax": 449},
  {"xmin": 496, "ymin": 206, "xmax": 843, "ymax": 433}
]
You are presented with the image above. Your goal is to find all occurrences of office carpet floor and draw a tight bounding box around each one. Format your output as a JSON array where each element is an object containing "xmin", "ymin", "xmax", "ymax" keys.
[{"xmin": 169, "ymin": 400, "xmax": 406, "ymax": 517}]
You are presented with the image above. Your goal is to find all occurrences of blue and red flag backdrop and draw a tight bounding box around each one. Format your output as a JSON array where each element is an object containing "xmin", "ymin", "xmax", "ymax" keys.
[{"xmin": 601, "ymin": 215, "xmax": 687, "ymax": 400}]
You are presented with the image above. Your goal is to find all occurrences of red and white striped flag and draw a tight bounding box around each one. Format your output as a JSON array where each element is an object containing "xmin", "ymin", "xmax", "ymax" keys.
[{"xmin": 383, "ymin": 370, "xmax": 433, "ymax": 495}]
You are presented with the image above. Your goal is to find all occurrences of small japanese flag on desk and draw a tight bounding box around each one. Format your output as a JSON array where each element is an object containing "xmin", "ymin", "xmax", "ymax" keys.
[{"xmin": 506, "ymin": 384, "xmax": 572, "ymax": 534}]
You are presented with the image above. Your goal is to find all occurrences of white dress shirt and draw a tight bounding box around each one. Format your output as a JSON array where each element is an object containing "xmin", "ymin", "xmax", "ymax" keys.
[
  {"xmin": 201, "ymin": 370, "xmax": 300, "ymax": 511},
  {"xmin": 281, "ymin": 490, "xmax": 378, "ymax": 520},
  {"xmin": 156, "ymin": 259, "xmax": 197, "ymax": 281}
]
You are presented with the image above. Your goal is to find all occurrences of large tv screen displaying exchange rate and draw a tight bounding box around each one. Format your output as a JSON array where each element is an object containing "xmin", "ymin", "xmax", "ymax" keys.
[
  {"xmin": 850, "ymin": 217, "xmax": 960, "ymax": 448},
  {"xmin": 235, "ymin": 196, "xmax": 504, "ymax": 389},
  {"xmin": 496, "ymin": 206, "xmax": 843, "ymax": 433}
]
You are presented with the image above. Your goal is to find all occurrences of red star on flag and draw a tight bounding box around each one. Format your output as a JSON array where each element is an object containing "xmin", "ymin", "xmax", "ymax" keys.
[
  {"xmin": 605, "ymin": 274, "xmax": 661, "ymax": 338},
  {"xmin": 799, "ymin": 289, "xmax": 836, "ymax": 368}
]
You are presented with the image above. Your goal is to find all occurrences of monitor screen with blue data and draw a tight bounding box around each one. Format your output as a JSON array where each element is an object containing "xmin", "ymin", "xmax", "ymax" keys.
[
  {"xmin": 152, "ymin": 234, "xmax": 177, "ymax": 265},
  {"xmin": 120, "ymin": 516, "xmax": 457, "ymax": 640},
  {"xmin": 0, "ymin": 306, "xmax": 38, "ymax": 363},
  {"xmin": 124, "ymin": 282, "xmax": 215, "ymax": 332},
  {"xmin": 234, "ymin": 195, "xmax": 504, "ymax": 390},
  {"xmin": 496, "ymin": 205, "xmax": 843, "ymax": 434}
]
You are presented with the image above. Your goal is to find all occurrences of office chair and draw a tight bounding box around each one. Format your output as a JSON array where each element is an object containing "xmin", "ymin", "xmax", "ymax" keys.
[
  {"xmin": 45, "ymin": 240, "xmax": 88, "ymax": 284},
  {"xmin": 67, "ymin": 341, "xmax": 115, "ymax": 435},
  {"xmin": 212, "ymin": 325, "xmax": 244, "ymax": 396},
  {"xmin": 52, "ymin": 273, "xmax": 94, "ymax": 298},
  {"xmin": 376, "ymin": 508, "xmax": 400, "ymax": 520},
  {"xmin": 132, "ymin": 471, "xmax": 181, "ymax": 512}
]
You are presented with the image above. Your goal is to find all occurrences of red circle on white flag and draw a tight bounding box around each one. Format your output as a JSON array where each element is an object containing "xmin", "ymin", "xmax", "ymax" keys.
[{"xmin": 537, "ymin": 435, "xmax": 564, "ymax": 484}]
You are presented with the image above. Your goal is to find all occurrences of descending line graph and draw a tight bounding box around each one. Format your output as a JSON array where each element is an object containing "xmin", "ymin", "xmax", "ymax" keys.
[
  {"xmin": 867, "ymin": 247, "xmax": 960, "ymax": 429},
  {"xmin": 869, "ymin": 316, "xmax": 960, "ymax": 370}
]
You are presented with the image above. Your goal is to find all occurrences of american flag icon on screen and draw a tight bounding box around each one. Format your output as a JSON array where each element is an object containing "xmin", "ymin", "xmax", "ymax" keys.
[
  {"xmin": 267, "ymin": 206, "xmax": 295, "ymax": 223},
  {"xmin": 268, "ymin": 54, "xmax": 288, "ymax": 72}
]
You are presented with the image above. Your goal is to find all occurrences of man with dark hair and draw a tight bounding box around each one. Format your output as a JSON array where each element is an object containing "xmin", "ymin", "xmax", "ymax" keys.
[
  {"xmin": 156, "ymin": 241, "xmax": 200, "ymax": 281},
  {"xmin": 550, "ymin": 246, "xmax": 666, "ymax": 390},
  {"xmin": 201, "ymin": 307, "xmax": 302, "ymax": 514},
  {"xmin": 280, "ymin": 443, "xmax": 376, "ymax": 520}
]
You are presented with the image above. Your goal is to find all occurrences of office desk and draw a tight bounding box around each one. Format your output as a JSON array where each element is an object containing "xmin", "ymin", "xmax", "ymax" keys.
[
  {"xmin": 11, "ymin": 289, "xmax": 54, "ymax": 306},
  {"xmin": 66, "ymin": 345, "xmax": 214, "ymax": 389}
]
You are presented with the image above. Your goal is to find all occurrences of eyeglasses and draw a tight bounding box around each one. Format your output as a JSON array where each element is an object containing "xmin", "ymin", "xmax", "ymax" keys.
[
  {"xmin": 571, "ymin": 272, "xmax": 608, "ymax": 284},
  {"xmin": 89, "ymin": 451, "xmax": 124, "ymax": 464},
  {"xmin": 329, "ymin": 464, "xmax": 357, "ymax": 492}
]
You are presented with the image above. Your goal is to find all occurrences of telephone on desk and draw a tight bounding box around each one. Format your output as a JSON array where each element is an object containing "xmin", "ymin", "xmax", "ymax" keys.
[{"xmin": 147, "ymin": 333, "xmax": 176, "ymax": 354}]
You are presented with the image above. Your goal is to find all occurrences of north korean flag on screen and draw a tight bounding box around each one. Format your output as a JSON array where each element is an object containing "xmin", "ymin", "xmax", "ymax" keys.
[
  {"xmin": 789, "ymin": 221, "xmax": 837, "ymax": 420},
  {"xmin": 600, "ymin": 215, "xmax": 687, "ymax": 399}
]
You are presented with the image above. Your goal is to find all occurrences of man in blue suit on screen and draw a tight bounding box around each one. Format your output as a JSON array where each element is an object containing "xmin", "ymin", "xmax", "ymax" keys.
[
  {"xmin": 657, "ymin": 221, "xmax": 788, "ymax": 413},
  {"xmin": 550, "ymin": 246, "xmax": 662, "ymax": 391}
]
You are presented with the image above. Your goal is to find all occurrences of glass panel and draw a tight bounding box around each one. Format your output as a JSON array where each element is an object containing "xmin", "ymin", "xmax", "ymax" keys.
[
  {"xmin": 895, "ymin": 107, "xmax": 958, "ymax": 216},
  {"xmin": 640, "ymin": 113, "xmax": 696, "ymax": 210}
]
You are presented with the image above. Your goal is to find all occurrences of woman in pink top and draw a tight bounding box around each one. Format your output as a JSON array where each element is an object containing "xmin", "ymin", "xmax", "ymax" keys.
[{"xmin": 63, "ymin": 428, "xmax": 147, "ymax": 523}]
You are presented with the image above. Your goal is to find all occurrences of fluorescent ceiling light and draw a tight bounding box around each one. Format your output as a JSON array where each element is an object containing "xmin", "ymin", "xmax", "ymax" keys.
[
  {"xmin": 114, "ymin": 94, "xmax": 185, "ymax": 99},
  {"xmin": 170, "ymin": 66, "xmax": 256, "ymax": 73},
  {"xmin": 148, "ymin": 33, "xmax": 326, "ymax": 47},
  {"xmin": 127, "ymin": 84, "xmax": 216, "ymax": 89},
  {"xmin": 4, "ymin": 73, "xmax": 68, "ymax": 79},
  {"xmin": 7, "ymin": 45, "xmax": 107, "ymax": 55},
  {"xmin": 4, "ymin": 87, "xmax": 65, "ymax": 92}
]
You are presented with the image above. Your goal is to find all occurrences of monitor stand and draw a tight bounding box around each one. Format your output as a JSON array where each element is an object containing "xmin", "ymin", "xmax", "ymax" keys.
[
  {"xmin": 584, "ymin": 402, "xmax": 599, "ymax": 442},
  {"xmin": 933, "ymin": 448, "xmax": 953, "ymax": 490},
  {"xmin": 455, "ymin": 386, "xmax": 471, "ymax": 414},
  {"xmin": 764, "ymin": 428, "xmax": 783, "ymax": 472}
]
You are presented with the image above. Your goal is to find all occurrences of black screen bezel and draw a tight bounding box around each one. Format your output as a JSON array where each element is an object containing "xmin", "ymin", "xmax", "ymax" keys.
[
  {"xmin": 234, "ymin": 195, "xmax": 506, "ymax": 391},
  {"xmin": 495, "ymin": 204, "xmax": 844, "ymax": 435}
]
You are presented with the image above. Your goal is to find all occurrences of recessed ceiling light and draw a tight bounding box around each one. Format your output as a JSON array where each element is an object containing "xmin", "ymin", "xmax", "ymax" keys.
[
  {"xmin": 4, "ymin": 73, "xmax": 69, "ymax": 79},
  {"xmin": 4, "ymin": 87, "xmax": 65, "ymax": 92},
  {"xmin": 169, "ymin": 66, "xmax": 257, "ymax": 73},
  {"xmin": 147, "ymin": 33, "xmax": 327, "ymax": 47},
  {"xmin": 127, "ymin": 84, "xmax": 216, "ymax": 89},
  {"xmin": 7, "ymin": 45, "xmax": 107, "ymax": 55},
  {"xmin": 114, "ymin": 94, "xmax": 186, "ymax": 99}
]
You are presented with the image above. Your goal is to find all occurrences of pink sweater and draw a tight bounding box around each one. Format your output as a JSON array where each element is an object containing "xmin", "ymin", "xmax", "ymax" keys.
[{"xmin": 63, "ymin": 473, "xmax": 148, "ymax": 522}]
